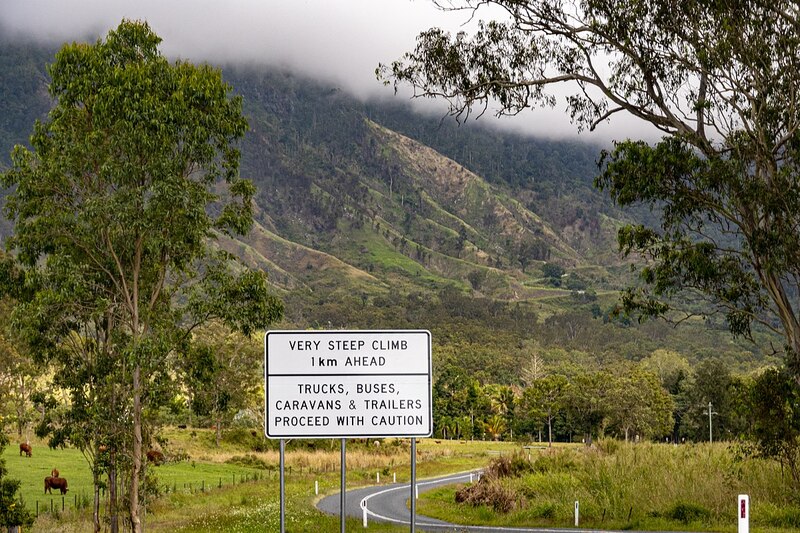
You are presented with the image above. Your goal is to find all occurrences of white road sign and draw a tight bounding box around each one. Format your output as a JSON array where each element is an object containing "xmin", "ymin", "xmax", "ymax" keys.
[{"xmin": 264, "ymin": 330, "xmax": 432, "ymax": 438}]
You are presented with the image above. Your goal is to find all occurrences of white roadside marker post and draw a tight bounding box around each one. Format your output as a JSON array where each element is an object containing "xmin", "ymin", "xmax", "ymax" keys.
[
  {"xmin": 575, "ymin": 501, "xmax": 579, "ymax": 527},
  {"xmin": 739, "ymin": 495, "xmax": 749, "ymax": 533}
]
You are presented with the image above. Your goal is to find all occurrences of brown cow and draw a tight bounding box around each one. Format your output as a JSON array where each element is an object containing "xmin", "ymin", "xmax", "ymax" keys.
[
  {"xmin": 19, "ymin": 443, "xmax": 32, "ymax": 457},
  {"xmin": 44, "ymin": 476, "xmax": 68, "ymax": 494},
  {"xmin": 146, "ymin": 449, "xmax": 164, "ymax": 465},
  {"xmin": 51, "ymin": 468, "xmax": 59, "ymax": 478}
]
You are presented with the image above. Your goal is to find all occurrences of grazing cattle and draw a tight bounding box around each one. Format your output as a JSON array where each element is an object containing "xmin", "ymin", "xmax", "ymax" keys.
[
  {"xmin": 45, "ymin": 476, "xmax": 68, "ymax": 494},
  {"xmin": 146, "ymin": 450, "xmax": 164, "ymax": 465},
  {"xmin": 19, "ymin": 443, "xmax": 32, "ymax": 457},
  {"xmin": 51, "ymin": 468, "xmax": 59, "ymax": 478}
]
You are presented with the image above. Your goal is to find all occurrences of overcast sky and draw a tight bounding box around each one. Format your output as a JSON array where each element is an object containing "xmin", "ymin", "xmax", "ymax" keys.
[{"xmin": 0, "ymin": 0, "xmax": 655, "ymax": 141}]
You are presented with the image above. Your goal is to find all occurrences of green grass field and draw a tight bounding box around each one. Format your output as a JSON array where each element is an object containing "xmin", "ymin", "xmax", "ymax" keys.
[
  {"xmin": 6, "ymin": 435, "xmax": 800, "ymax": 532},
  {"xmin": 3, "ymin": 433, "xmax": 514, "ymax": 532},
  {"xmin": 3, "ymin": 437, "xmax": 265, "ymax": 521}
]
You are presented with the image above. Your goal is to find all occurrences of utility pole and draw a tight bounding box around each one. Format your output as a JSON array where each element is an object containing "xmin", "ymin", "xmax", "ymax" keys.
[{"xmin": 703, "ymin": 401, "xmax": 718, "ymax": 443}]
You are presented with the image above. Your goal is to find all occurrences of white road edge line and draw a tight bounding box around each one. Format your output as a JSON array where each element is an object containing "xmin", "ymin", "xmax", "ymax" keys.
[{"xmin": 359, "ymin": 472, "xmax": 584, "ymax": 531}]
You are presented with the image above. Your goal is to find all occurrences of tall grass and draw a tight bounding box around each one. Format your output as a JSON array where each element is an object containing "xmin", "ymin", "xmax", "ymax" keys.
[{"xmin": 419, "ymin": 440, "xmax": 800, "ymax": 532}]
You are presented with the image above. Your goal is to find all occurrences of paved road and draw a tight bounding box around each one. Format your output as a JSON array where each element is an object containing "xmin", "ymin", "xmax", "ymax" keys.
[{"xmin": 316, "ymin": 471, "xmax": 670, "ymax": 532}]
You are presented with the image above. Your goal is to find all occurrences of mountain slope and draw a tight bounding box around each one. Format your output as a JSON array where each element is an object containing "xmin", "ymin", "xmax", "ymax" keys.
[
  {"xmin": 0, "ymin": 42, "xmax": 628, "ymax": 304},
  {"xmin": 0, "ymin": 38, "xmax": 778, "ymax": 382}
]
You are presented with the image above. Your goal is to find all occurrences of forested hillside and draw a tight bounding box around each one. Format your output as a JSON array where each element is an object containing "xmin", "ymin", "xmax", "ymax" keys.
[{"xmin": 0, "ymin": 36, "xmax": 779, "ymax": 446}]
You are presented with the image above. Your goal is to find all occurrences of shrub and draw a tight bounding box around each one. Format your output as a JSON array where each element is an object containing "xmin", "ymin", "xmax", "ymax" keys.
[
  {"xmin": 529, "ymin": 502, "xmax": 556, "ymax": 519},
  {"xmin": 226, "ymin": 454, "xmax": 269, "ymax": 469},
  {"xmin": 665, "ymin": 502, "xmax": 710, "ymax": 524},
  {"xmin": 484, "ymin": 452, "xmax": 533, "ymax": 479},
  {"xmin": 455, "ymin": 479, "xmax": 520, "ymax": 513}
]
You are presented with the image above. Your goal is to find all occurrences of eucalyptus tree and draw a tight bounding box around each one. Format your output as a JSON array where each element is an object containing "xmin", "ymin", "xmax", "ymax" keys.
[
  {"xmin": 0, "ymin": 296, "xmax": 42, "ymax": 438},
  {"xmin": 0, "ymin": 20, "xmax": 283, "ymax": 532},
  {"xmin": 520, "ymin": 373, "xmax": 569, "ymax": 446},
  {"xmin": 381, "ymin": 0, "xmax": 800, "ymax": 377},
  {"xmin": 607, "ymin": 366, "xmax": 674, "ymax": 441},
  {"xmin": 182, "ymin": 322, "xmax": 263, "ymax": 447}
]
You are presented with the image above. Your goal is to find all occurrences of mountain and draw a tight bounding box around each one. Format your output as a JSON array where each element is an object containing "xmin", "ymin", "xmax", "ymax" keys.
[
  {"xmin": 219, "ymin": 65, "xmax": 629, "ymax": 298},
  {"xmin": 0, "ymin": 39, "xmax": 773, "ymax": 381}
]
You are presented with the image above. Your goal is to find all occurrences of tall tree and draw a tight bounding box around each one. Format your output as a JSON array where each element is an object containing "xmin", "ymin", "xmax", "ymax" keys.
[
  {"xmin": 750, "ymin": 369, "xmax": 800, "ymax": 490},
  {"xmin": 0, "ymin": 20, "xmax": 283, "ymax": 532},
  {"xmin": 381, "ymin": 0, "xmax": 800, "ymax": 377},
  {"xmin": 182, "ymin": 322, "xmax": 262, "ymax": 447},
  {"xmin": 0, "ymin": 297, "xmax": 42, "ymax": 439},
  {"xmin": 564, "ymin": 369, "xmax": 611, "ymax": 444},
  {"xmin": 681, "ymin": 359, "xmax": 748, "ymax": 442},
  {"xmin": 607, "ymin": 366, "xmax": 674, "ymax": 441},
  {"xmin": 520, "ymin": 373, "xmax": 569, "ymax": 446}
]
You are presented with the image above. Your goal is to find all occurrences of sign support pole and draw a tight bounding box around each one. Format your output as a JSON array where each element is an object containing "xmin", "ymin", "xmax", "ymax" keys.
[
  {"xmin": 280, "ymin": 439, "xmax": 286, "ymax": 533},
  {"xmin": 341, "ymin": 438, "xmax": 346, "ymax": 533},
  {"xmin": 410, "ymin": 437, "xmax": 416, "ymax": 533}
]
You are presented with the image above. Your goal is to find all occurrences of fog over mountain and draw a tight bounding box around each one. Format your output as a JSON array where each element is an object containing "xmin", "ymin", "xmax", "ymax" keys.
[{"xmin": 1, "ymin": 0, "xmax": 660, "ymax": 142}]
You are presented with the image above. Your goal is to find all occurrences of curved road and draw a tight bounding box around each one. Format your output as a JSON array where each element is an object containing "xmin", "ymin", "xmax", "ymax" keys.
[{"xmin": 317, "ymin": 471, "xmax": 667, "ymax": 533}]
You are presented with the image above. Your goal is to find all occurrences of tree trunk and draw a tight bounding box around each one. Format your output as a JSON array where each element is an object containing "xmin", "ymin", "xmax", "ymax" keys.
[
  {"xmin": 92, "ymin": 466, "xmax": 100, "ymax": 533},
  {"xmin": 15, "ymin": 375, "xmax": 25, "ymax": 437},
  {"xmin": 131, "ymin": 366, "xmax": 143, "ymax": 533},
  {"xmin": 547, "ymin": 413, "xmax": 553, "ymax": 447},
  {"xmin": 215, "ymin": 416, "xmax": 222, "ymax": 448},
  {"xmin": 109, "ymin": 451, "xmax": 119, "ymax": 533}
]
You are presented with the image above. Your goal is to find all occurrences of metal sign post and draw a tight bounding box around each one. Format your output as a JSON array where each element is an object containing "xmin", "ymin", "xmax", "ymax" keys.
[
  {"xmin": 410, "ymin": 438, "xmax": 417, "ymax": 533},
  {"xmin": 280, "ymin": 439, "xmax": 285, "ymax": 533},
  {"xmin": 340, "ymin": 438, "xmax": 346, "ymax": 533}
]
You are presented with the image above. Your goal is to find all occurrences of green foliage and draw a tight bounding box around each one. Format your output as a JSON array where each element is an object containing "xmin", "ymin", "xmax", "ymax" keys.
[
  {"xmin": 0, "ymin": 20, "xmax": 282, "ymax": 531},
  {"xmin": 541, "ymin": 263, "xmax": 565, "ymax": 282},
  {"xmin": 748, "ymin": 368, "xmax": 800, "ymax": 490},
  {"xmin": 663, "ymin": 502, "xmax": 711, "ymax": 524},
  {"xmin": 224, "ymin": 455, "xmax": 270, "ymax": 470},
  {"xmin": 0, "ymin": 433, "xmax": 33, "ymax": 528}
]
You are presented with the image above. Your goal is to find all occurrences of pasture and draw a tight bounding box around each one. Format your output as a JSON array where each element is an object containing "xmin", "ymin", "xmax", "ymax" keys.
[
  {"xmin": 2, "ymin": 435, "xmax": 266, "ymax": 520},
  {"xmin": 2, "ymin": 431, "xmax": 514, "ymax": 531}
]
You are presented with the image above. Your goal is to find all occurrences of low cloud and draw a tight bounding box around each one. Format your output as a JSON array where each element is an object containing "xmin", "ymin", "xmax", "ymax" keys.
[{"xmin": 1, "ymin": 0, "xmax": 658, "ymax": 141}]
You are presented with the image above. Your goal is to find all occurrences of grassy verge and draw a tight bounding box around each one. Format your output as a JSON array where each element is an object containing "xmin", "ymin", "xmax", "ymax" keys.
[{"xmin": 416, "ymin": 440, "xmax": 800, "ymax": 533}]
